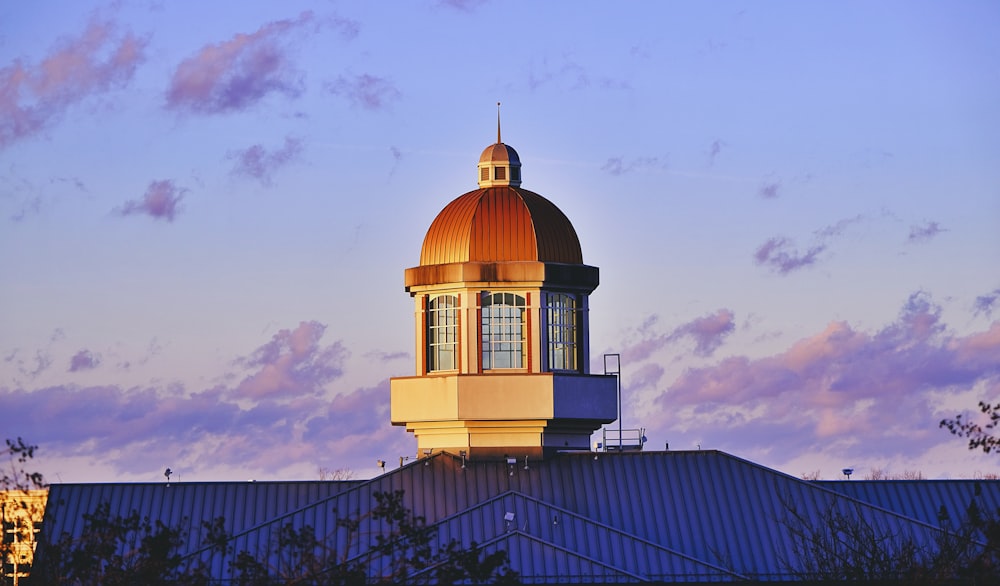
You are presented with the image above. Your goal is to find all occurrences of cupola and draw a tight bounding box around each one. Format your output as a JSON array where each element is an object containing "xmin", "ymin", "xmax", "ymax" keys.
[{"xmin": 390, "ymin": 110, "xmax": 617, "ymax": 461}]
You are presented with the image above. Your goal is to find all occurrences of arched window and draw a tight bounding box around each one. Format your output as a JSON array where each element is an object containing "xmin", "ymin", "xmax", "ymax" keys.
[
  {"xmin": 427, "ymin": 295, "xmax": 458, "ymax": 371},
  {"xmin": 481, "ymin": 292, "xmax": 526, "ymax": 369},
  {"xmin": 545, "ymin": 293, "xmax": 579, "ymax": 371}
]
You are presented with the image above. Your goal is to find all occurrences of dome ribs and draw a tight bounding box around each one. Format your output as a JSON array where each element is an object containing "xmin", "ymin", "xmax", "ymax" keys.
[{"xmin": 419, "ymin": 186, "xmax": 583, "ymax": 267}]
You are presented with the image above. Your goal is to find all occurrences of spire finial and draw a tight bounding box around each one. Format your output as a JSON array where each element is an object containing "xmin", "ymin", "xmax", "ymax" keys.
[{"xmin": 496, "ymin": 101, "xmax": 501, "ymax": 144}]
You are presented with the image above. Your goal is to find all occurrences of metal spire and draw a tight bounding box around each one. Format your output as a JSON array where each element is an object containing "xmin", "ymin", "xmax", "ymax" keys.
[{"xmin": 496, "ymin": 101, "xmax": 501, "ymax": 144}]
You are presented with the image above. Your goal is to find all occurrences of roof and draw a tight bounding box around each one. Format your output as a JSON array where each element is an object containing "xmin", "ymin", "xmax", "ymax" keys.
[
  {"xmin": 36, "ymin": 451, "xmax": 1000, "ymax": 583},
  {"xmin": 479, "ymin": 142, "xmax": 521, "ymax": 166},
  {"xmin": 418, "ymin": 186, "xmax": 584, "ymax": 266}
]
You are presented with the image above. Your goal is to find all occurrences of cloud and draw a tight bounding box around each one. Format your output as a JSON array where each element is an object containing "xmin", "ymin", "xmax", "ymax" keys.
[
  {"xmin": 437, "ymin": 0, "xmax": 488, "ymax": 11},
  {"xmin": 653, "ymin": 292, "xmax": 1000, "ymax": 464},
  {"xmin": 228, "ymin": 136, "xmax": 303, "ymax": 186},
  {"xmin": 601, "ymin": 156, "xmax": 668, "ymax": 176},
  {"xmin": 707, "ymin": 139, "xmax": 725, "ymax": 165},
  {"xmin": 668, "ymin": 309, "xmax": 736, "ymax": 357},
  {"xmin": 232, "ymin": 321, "xmax": 347, "ymax": 399},
  {"xmin": 754, "ymin": 237, "xmax": 825, "ymax": 275},
  {"xmin": 814, "ymin": 214, "xmax": 863, "ymax": 240},
  {"xmin": 0, "ymin": 320, "xmax": 407, "ymax": 479},
  {"xmin": 614, "ymin": 309, "xmax": 736, "ymax": 364},
  {"xmin": 758, "ymin": 180, "xmax": 781, "ymax": 199},
  {"xmin": 0, "ymin": 19, "xmax": 147, "ymax": 149},
  {"xmin": 166, "ymin": 12, "xmax": 314, "ymax": 115},
  {"xmin": 68, "ymin": 349, "xmax": 100, "ymax": 372},
  {"xmin": 974, "ymin": 289, "xmax": 1000, "ymax": 318},
  {"xmin": 908, "ymin": 220, "xmax": 946, "ymax": 243},
  {"xmin": 325, "ymin": 74, "xmax": 401, "ymax": 110},
  {"xmin": 116, "ymin": 179, "xmax": 185, "ymax": 221}
]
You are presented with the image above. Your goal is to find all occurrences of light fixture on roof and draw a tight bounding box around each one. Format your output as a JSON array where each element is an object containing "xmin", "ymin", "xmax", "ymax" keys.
[
  {"xmin": 459, "ymin": 450, "xmax": 467, "ymax": 470},
  {"xmin": 424, "ymin": 448, "xmax": 432, "ymax": 465},
  {"xmin": 842, "ymin": 468, "xmax": 854, "ymax": 480},
  {"xmin": 504, "ymin": 511, "xmax": 515, "ymax": 531},
  {"xmin": 377, "ymin": 460, "xmax": 386, "ymax": 473},
  {"xmin": 523, "ymin": 455, "xmax": 530, "ymax": 471},
  {"xmin": 164, "ymin": 468, "xmax": 172, "ymax": 486},
  {"xmin": 506, "ymin": 457, "xmax": 516, "ymax": 476}
]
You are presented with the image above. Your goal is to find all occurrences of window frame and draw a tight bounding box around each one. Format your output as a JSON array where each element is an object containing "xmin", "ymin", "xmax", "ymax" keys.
[
  {"xmin": 543, "ymin": 292, "xmax": 580, "ymax": 372},
  {"xmin": 480, "ymin": 291, "xmax": 526, "ymax": 370},
  {"xmin": 427, "ymin": 295, "xmax": 458, "ymax": 372}
]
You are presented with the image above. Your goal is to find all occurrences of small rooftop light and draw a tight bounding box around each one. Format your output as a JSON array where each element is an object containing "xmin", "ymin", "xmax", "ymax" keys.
[{"xmin": 842, "ymin": 468, "xmax": 854, "ymax": 480}]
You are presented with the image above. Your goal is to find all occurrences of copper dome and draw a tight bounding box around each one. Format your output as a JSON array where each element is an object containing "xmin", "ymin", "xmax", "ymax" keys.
[
  {"xmin": 479, "ymin": 143, "xmax": 520, "ymax": 166},
  {"xmin": 419, "ymin": 186, "xmax": 583, "ymax": 266}
]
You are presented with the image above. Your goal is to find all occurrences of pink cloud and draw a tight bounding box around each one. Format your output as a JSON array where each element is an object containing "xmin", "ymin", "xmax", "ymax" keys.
[
  {"xmin": 233, "ymin": 321, "xmax": 347, "ymax": 399},
  {"xmin": 668, "ymin": 309, "xmax": 736, "ymax": 357},
  {"xmin": 655, "ymin": 292, "xmax": 1000, "ymax": 461},
  {"xmin": 116, "ymin": 179, "xmax": 184, "ymax": 221},
  {"xmin": 326, "ymin": 74, "xmax": 401, "ymax": 110},
  {"xmin": 754, "ymin": 236, "xmax": 825, "ymax": 275},
  {"xmin": 228, "ymin": 136, "xmax": 303, "ymax": 186},
  {"xmin": 68, "ymin": 349, "xmax": 100, "ymax": 372},
  {"xmin": 166, "ymin": 12, "xmax": 313, "ymax": 115},
  {"xmin": 612, "ymin": 309, "xmax": 736, "ymax": 364},
  {"xmin": 0, "ymin": 19, "xmax": 146, "ymax": 149}
]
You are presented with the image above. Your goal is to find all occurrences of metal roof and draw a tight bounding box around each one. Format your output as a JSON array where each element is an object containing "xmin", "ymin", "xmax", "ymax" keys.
[
  {"xmin": 418, "ymin": 187, "xmax": 584, "ymax": 266},
  {"xmin": 36, "ymin": 451, "xmax": 1000, "ymax": 583}
]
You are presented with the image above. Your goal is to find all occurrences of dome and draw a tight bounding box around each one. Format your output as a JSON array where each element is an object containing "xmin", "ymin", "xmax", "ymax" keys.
[
  {"xmin": 419, "ymin": 186, "xmax": 583, "ymax": 266},
  {"xmin": 479, "ymin": 143, "xmax": 520, "ymax": 166}
]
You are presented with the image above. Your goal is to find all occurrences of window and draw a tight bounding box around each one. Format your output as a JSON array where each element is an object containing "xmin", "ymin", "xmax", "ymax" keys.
[
  {"xmin": 495, "ymin": 166, "xmax": 506, "ymax": 181},
  {"xmin": 427, "ymin": 295, "xmax": 458, "ymax": 371},
  {"xmin": 481, "ymin": 292, "xmax": 525, "ymax": 369},
  {"xmin": 545, "ymin": 293, "xmax": 579, "ymax": 371},
  {"xmin": 511, "ymin": 167, "xmax": 520, "ymax": 181},
  {"xmin": 480, "ymin": 167, "xmax": 489, "ymax": 182}
]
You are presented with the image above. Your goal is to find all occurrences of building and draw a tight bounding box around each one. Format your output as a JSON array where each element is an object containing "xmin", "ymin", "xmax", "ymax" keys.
[
  {"xmin": 33, "ymin": 122, "xmax": 1000, "ymax": 583},
  {"xmin": 1, "ymin": 489, "xmax": 46, "ymax": 586}
]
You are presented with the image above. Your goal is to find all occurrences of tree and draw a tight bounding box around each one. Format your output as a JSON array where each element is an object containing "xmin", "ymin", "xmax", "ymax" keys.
[
  {"xmin": 33, "ymin": 490, "xmax": 518, "ymax": 585},
  {"xmin": 33, "ymin": 503, "xmax": 215, "ymax": 585},
  {"xmin": 224, "ymin": 489, "xmax": 518, "ymax": 585},
  {"xmin": 779, "ymin": 494, "xmax": 1000, "ymax": 583},
  {"xmin": 940, "ymin": 401, "xmax": 1000, "ymax": 454}
]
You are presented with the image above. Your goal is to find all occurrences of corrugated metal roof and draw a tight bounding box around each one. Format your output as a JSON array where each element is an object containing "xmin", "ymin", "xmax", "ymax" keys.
[
  {"xmin": 419, "ymin": 187, "xmax": 583, "ymax": 266},
  {"xmin": 36, "ymin": 451, "xmax": 1000, "ymax": 583}
]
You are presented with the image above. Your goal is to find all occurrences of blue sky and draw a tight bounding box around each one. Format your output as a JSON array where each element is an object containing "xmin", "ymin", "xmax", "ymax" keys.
[{"xmin": 2, "ymin": 1, "xmax": 998, "ymax": 483}]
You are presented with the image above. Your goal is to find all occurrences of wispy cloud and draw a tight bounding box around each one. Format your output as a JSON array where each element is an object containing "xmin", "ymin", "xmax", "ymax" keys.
[
  {"xmin": 653, "ymin": 292, "xmax": 1000, "ymax": 465},
  {"xmin": 601, "ymin": 156, "xmax": 668, "ymax": 176},
  {"xmin": 437, "ymin": 0, "xmax": 488, "ymax": 12},
  {"xmin": 228, "ymin": 136, "xmax": 303, "ymax": 186},
  {"xmin": 68, "ymin": 349, "xmax": 100, "ymax": 372},
  {"xmin": 814, "ymin": 214, "xmax": 863, "ymax": 239},
  {"xmin": 668, "ymin": 309, "xmax": 736, "ymax": 357},
  {"xmin": 326, "ymin": 74, "xmax": 401, "ymax": 110},
  {"xmin": 615, "ymin": 309, "xmax": 736, "ymax": 363},
  {"xmin": 0, "ymin": 19, "xmax": 146, "ymax": 149},
  {"xmin": 754, "ymin": 236, "xmax": 825, "ymax": 275},
  {"xmin": 707, "ymin": 139, "xmax": 726, "ymax": 165},
  {"xmin": 116, "ymin": 179, "xmax": 185, "ymax": 221},
  {"xmin": 232, "ymin": 321, "xmax": 347, "ymax": 399},
  {"xmin": 166, "ymin": 12, "xmax": 314, "ymax": 115},
  {"xmin": 908, "ymin": 220, "xmax": 946, "ymax": 243},
  {"xmin": 758, "ymin": 179, "xmax": 781, "ymax": 199},
  {"xmin": 974, "ymin": 288, "xmax": 1000, "ymax": 318},
  {"xmin": 0, "ymin": 320, "xmax": 409, "ymax": 479}
]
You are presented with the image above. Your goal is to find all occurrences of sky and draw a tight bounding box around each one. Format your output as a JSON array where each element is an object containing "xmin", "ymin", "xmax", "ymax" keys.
[{"xmin": 2, "ymin": 1, "xmax": 998, "ymax": 484}]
